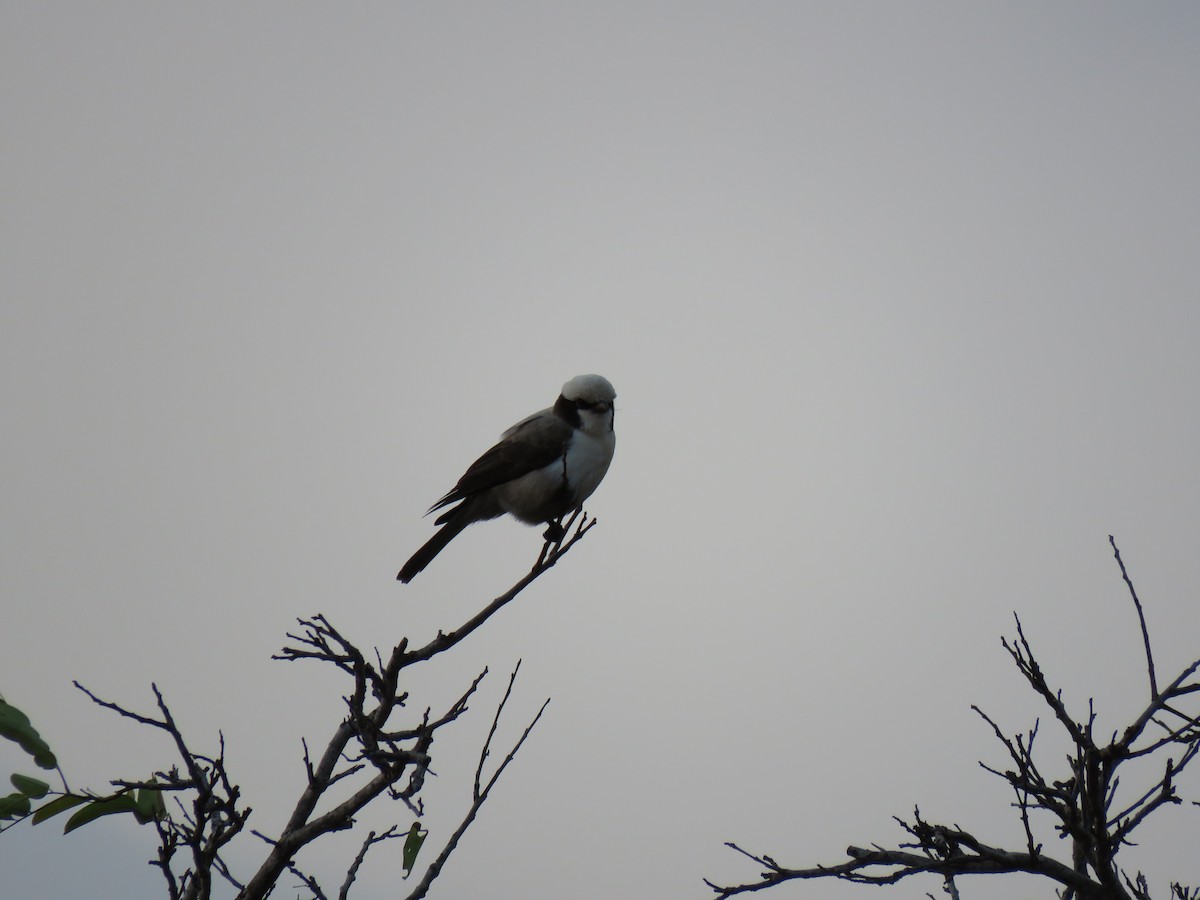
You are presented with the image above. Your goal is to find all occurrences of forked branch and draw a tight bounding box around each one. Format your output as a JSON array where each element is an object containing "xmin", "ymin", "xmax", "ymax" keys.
[
  {"xmin": 706, "ymin": 539, "xmax": 1200, "ymax": 900},
  {"xmin": 66, "ymin": 521, "xmax": 595, "ymax": 899}
]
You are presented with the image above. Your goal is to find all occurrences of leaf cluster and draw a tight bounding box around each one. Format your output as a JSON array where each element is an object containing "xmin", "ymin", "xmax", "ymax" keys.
[{"xmin": 1, "ymin": 696, "xmax": 167, "ymax": 836}]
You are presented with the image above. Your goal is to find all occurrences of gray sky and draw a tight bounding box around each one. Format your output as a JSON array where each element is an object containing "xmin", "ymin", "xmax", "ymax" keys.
[{"xmin": 3, "ymin": 4, "xmax": 1199, "ymax": 898}]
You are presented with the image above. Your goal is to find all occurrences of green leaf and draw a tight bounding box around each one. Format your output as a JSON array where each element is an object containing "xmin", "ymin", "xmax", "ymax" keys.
[
  {"xmin": 402, "ymin": 821, "xmax": 428, "ymax": 875},
  {"xmin": 10, "ymin": 774, "xmax": 50, "ymax": 798},
  {"xmin": 0, "ymin": 792, "xmax": 33, "ymax": 820},
  {"xmin": 31, "ymin": 793, "xmax": 88, "ymax": 825},
  {"xmin": 32, "ymin": 748, "xmax": 58, "ymax": 770},
  {"xmin": 63, "ymin": 796, "xmax": 138, "ymax": 834},
  {"xmin": 0, "ymin": 700, "xmax": 32, "ymax": 730},
  {"xmin": 132, "ymin": 783, "xmax": 166, "ymax": 824},
  {"xmin": 0, "ymin": 700, "xmax": 56, "ymax": 770}
]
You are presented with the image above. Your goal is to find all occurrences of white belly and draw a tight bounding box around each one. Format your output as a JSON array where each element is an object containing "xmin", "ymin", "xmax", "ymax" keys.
[{"xmin": 495, "ymin": 429, "xmax": 615, "ymax": 524}]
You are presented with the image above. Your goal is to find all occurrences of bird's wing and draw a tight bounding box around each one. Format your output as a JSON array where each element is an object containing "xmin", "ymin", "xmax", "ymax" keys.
[{"xmin": 427, "ymin": 409, "xmax": 571, "ymax": 514}]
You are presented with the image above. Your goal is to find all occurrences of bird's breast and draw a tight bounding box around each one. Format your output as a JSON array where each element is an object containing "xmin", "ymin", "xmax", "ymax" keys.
[
  {"xmin": 494, "ymin": 429, "xmax": 615, "ymax": 524},
  {"xmin": 562, "ymin": 428, "xmax": 615, "ymax": 502}
]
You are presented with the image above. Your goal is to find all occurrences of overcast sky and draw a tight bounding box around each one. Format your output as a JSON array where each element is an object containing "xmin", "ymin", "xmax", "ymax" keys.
[{"xmin": 3, "ymin": 4, "xmax": 1200, "ymax": 899}]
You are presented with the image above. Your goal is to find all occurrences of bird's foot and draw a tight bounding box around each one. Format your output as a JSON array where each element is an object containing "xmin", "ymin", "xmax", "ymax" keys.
[{"xmin": 531, "ymin": 509, "xmax": 594, "ymax": 573}]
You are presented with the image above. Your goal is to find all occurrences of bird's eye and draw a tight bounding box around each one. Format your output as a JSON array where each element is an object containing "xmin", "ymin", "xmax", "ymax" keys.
[{"xmin": 575, "ymin": 400, "xmax": 595, "ymax": 410}]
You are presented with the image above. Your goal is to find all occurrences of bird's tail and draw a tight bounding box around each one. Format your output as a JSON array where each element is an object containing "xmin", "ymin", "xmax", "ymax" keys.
[{"xmin": 397, "ymin": 517, "xmax": 469, "ymax": 583}]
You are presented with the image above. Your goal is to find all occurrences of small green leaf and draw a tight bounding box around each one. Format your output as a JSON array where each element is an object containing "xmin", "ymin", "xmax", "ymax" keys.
[
  {"xmin": 32, "ymin": 748, "xmax": 57, "ymax": 770},
  {"xmin": 63, "ymin": 796, "xmax": 138, "ymax": 834},
  {"xmin": 31, "ymin": 793, "xmax": 88, "ymax": 825},
  {"xmin": 10, "ymin": 774, "xmax": 50, "ymax": 798},
  {"xmin": 402, "ymin": 821, "xmax": 428, "ymax": 875},
  {"xmin": 0, "ymin": 792, "xmax": 33, "ymax": 820},
  {"xmin": 133, "ymin": 783, "xmax": 166, "ymax": 824}
]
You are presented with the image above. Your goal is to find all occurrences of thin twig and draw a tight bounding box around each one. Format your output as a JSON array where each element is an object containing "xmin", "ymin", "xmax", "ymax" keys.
[
  {"xmin": 1110, "ymin": 535, "xmax": 1157, "ymax": 698},
  {"xmin": 402, "ymin": 514, "xmax": 596, "ymax": 668},
  {"xmin": 338, "ymin": 826, "xmax": 402, "ymax": 900},
  {"xmin": 403, "ymin": 664, "xmax": 550, "ymax": 900}
]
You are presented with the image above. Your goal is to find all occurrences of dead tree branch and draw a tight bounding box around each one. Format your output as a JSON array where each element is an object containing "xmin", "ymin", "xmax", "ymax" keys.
[
  {"xmin": 401, "ymin": 661, "xmax": 551, "ymax": 900},
  {"xmin": 69, "ymin": 524, "xmax": 592, "ymax": 899},
  {"xmin": 706, "ymin": 538, "xmax": 1200, "ymax": 900},
  {"xmin": 1110, "ymin": 535, "xmax": 1157, "ymax": 698},
  {"xmin": 73, "ymin": 683, "xmax": 250, "ymax": 900}
]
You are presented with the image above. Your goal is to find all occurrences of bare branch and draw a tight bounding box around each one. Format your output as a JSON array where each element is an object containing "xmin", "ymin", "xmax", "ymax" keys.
[
  {"xmin": 402, "ymin": 663, "xmax": 550, "ymax": 900},
  {"xmin": 402, "ymin": 512, "xmax": 597, "ymax": 668},
  {"xmin": 1001, "ymin": 616, "xmax": 1090, "ymax": 749},
  {"xmin": 51, "ymin": 517, "xmax": 601, "ymax": 899},
  {"xmin": 708, "ymin": 539, "xmax": 1200, "ymax": 900},
  {"xmin": 475, "ymin": 660, "xmax": 523, "ymax": 801},
  {"xmin": 338, "ymin": 826, "xmax": 403, "ymax": 900},
  {"xmin": 1110, "ymin": 535, "xmax": 1157, "ymax": 698}
]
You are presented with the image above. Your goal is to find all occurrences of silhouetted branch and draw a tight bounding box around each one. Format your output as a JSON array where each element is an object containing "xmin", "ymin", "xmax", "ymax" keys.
[
  {"xmin": 402, "ymin": 661, "xmax": 550, "ymax": 900},
  {"xmin": 339, "ymin": 826, "xmax": 403, "ymax": 900},
  {"xmin": 706, "ymin": 538, "xmax": 1200, "ymax": 900},
  {"xmin": 402, "ymin": 511, "xmax": 597, "ymax": 668},
  {"xmin": 73, "ymin": 683, "xmax": 250, "ymax": 900},
  {"xmin": 65, "ymin": 522, "xmax": 594, "ymax": 899},
  {"xmin": 1110, "ymin": 535, "xmax": 1157, "ymax": 697}
]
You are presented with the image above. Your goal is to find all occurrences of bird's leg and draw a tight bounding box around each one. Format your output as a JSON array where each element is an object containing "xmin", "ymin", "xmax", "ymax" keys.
[
  {"xmin": 561, "ymin": 506, "xmax": 583, "ymax": 536},
  {"xmin": 533, "ymin": 517, "xmax": 565, "ymax": 570},
  {"xmin": 532, "ymin": 509, "xmax": 593, "ymax": 573},
  {"xmin": 542, "ymin": 517, "xmax": 566, "ymax": 544}
]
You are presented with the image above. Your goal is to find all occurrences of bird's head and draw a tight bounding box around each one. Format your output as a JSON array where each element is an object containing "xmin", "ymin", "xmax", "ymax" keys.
[{"xmin": 558, "ymin": 374, "xmax": 616, "ymax": 432}]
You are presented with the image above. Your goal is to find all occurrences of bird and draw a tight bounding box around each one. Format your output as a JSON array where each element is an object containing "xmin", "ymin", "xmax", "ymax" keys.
[{"xmin": 397, "ymin": 374, "xmax": 617, "ymax": 582}]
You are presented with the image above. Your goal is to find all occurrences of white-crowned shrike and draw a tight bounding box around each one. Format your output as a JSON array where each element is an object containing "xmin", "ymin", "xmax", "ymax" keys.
[{"xmin": 397, "ymin": 374, "xmax": 617, "ymax": 582}]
